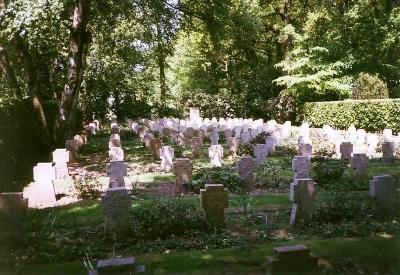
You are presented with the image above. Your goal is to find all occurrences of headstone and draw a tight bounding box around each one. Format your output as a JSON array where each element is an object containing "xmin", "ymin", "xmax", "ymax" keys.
[
  {"xmin": 289, "ymin": 179, "xmax": 317, "ymax": 225},
  {"xmin": 65, "ymin": 140, "xmax": 79, "ymax": 162},
  {"xmin": 191, "ymin": 137, "xmax": 202, "ymax": 158},
  {"xmin": 369, "ymin": 175, "xmax": 398, "ymax": 216},
  {"xmin": 162, "ymin": 127, "xmax": 171, "ymax": 137},
  {"xmin": 143, "ymin": 133, "xmax": 153, "ymax": 148},
  {"xmin": 173, "ymin": 158, "xmax": 193, "ymax": 194},
  {"xmin": 210, "ymin": 131, "xmax": 219, "ymax": 145},
  {"xmin": 0, "ymin": 192, "xmax": 28, "ymax": 216},
  {"xmin": 23, "ymin": 163, "xmax": 56, "ymax": 207},
  {"xmin": 266, "ymin": 136, "xmax": 277, "ymax": 153},
  {"xmin": 228, "ymin": 137, "xmax": 239, "ymax": 155},
  {"xmin": 299, "ymin": 143, "xmax": 312, "ymax": 158},
  {"xmin": 111, "ymin": 125, "xmax": 119, "ymax": 134},
  {"xmin": 254, "ymin": 144, "xmax": 268, "ymax": 165},
  {"xmin": 177, "ymin": 132, "xmax": 189, "ymax": 146},
  {"xmin": 234, "ymin": 126, "xmax": 241, "ymax": 138},
  {"xmin": 340, "ymin": 142, "xmax": 353, "ymax": 162},
  {"xmin": 366, "ymin": 134, "xmax": 379, "ymax": 157},
  {"xmin": 250, "ymin": 128, "xmax": 259, "ymax": 139},
  {"xmin": 237, "ymin": 156, "xmax": 256, "ymax": 189},
  {"xmin": 186, "ymin": 127, "xmax": 195, "ymax": 139},
  {"xmin": 200, "ymin": 184, "xmax": 229, "ymax": 228},
  {"xmin": 292, "ymin": 156, "xmax": 311, "ymax": 180},
  {"xmin": 382, "ymin": 142, "xmax": 395, "ymax": 163},
  {"xmin": 383, "ymin": 128, "xmax": 393, "ymax": 142},
  {"xmin": 160, "ymin": 146, "xmax": 174, "ymax": 171},
  {"xmin": 101, "ymin": 187, "xmax": 131, "ymax": 239},
  {"xmin": 351, "ymin": 153, "xmax": 368, "ymax": 180},
  {"xmin": 108, "ymin": 134, "xmax": 121, "ymax": 149},
  {"xmin": 266, "ymin": 245, "xmax": 318, "ymax": 275},
  {"xmin": 94, "ymin": 257, "xmax": 145, "ymax": 274},
  {"xmin": 87, "ymin": 123, "xmax": 96, "ymax": 135},
  {"xmin": 52, "ymin": 149, "xmax": 70, "ymax": 180},
  {"xmin": 106, "ymin": 161, "xmax": 127, "ymax": 188},
  {"xmin": 241, "ymin": 131, "xmax": 251, "ymax": 144},
  {"xmin": 224, "ymin": 128, "xmax": 233, "ymax": 141},
  {"xmin": 150, "ymin": 138, "xmax": 162, "ymax": 159},
  {"xmin": 109, "ymin": 147, "xmax": 124, "ymax": 161},
  {"xmin": 208, "ymin": 145, "xmax": 223, "ymax": 167},
  {"xmin": 189, "ymin": 107, "xmax": 200, "ymax": 122}
]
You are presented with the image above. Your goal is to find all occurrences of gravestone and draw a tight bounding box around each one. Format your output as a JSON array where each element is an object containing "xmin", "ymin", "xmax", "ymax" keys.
[
  {"xmin": 0, "ymin": 192, "xmax": 28, "ymax": 216},
  {"xmin": 186, "ymin": 127, "xmax": 195, "ymax": 139},
  {"xmin": 228, "ymin": 137, "xmax": 239, "ymax": 155},
  {"xmin": 143, "ymin": 133, "xmax": 153, "ymax": 148},
  {"xmin": 200, "ymin": 184, "xmax": 229, "ymax": 228},
  {"xmin": 366, "ymin": 134, "xmax": 379, "ymax": 157},
  {"xmin": 369, "ymin": 175, "xmax": 398, "ymax": 216},
  {"xmin": 224, "ymin": 129, "xmax": 233, "ymax": 141},
  {"xmin": 160, "ymin": 146, "xmax": 174, "ymax": 171},
  {"xmin": 150, "ymin": 138, "xmax": 162, "ymax": 159},
  {"xmin": 52, "ymin": 149, "xmax": 70, "ymax": 180},
  {"xmin": 292, "ymin": 156, "xmax": 311, "ymax": 180},
  {"xmin": 234, "ymin": 126, "xmax": 241, "ymax": 138},
  {"xmin": 177, "ymin": 132, "xmax": 189, "ymax": 146},
  {"xmin": 108, "ymin": 147, "xmax": 124, "ymax": 161},
  {"xmin": 108, "ymin": 134, "xmax": 121, "ymax": 149},
  {"xmin": 65, "ymin": 140, "xmax": 79, "ymax": 162},
  {"xmin": 382, "ymin": 142, "xmax": 395, "ymax": 163},
  {"xmin": 94, "ymin": 257, "xmax": 145, "ymax": 274},
  {"xmin": 0, "ymin": 192, "xmax": 29, "ymax": 241},
  {"xmin": 250, "ymin": 128, "xmax": 259, "ymax": 139},
  {"xmin": 340, "ymin": 142, "xmax": 353, "ymax": 162},
  {"xmin": 87, "ymin": 123, "xmax": 96, "ymax": 135},
  {"xmin": 351, "ymin": 153, "xmax": 368, "ymax": 180},
  {"xmin": 266, "ymin": 136, "xmax": 277, "ymax": 153},
  {"xmin": 210, "ymin": 131, "xmax": 219, "ymax": 145},
  {"xmin": 23, "ymin": 163, "xmax": 56, "ymax": 207},
  {"xmin": 191, "ymin": 137, "xmax": 202, "ymax": 158},
  {"xmin": 162, "ymin": 127, "xmax": 171, "ymax": 137},
  {"xmin": 241, "ymin": 131, "xmax": 251, "ymax": 144},
  {"xmin": 299, "ymin": 143, "xmax": 312, "ymax": 158},
  {"xmin": 290, "ymin": 179, "xmax": 317, "ymax": 225},
  {"xmin": 189, "ymin": 107, "xmax": 200, "ymax": 122},
  {"xmin": 254, "ymin": 144, "xmax": 268, "ymax": 165},
  {"xmin": 106, "ymin": 161, "xmax": 127, "ymax": 188},
  {"xmin": 266, "ymin": 245, "xmax": 318, "ymax": 275},
  {"xmin": 101, "ymin": 187, "xmax": 131, "ymax": 239},
  {"xmin": 208, "ymin": 145, "xmax": 223, "ymax": 167},
  {"xmin": 111, "ymin": 125, "xmax": 119, "ymax": 134},
  {"xmin": 173, "ymin": 158, "xmax": 193, "ymax": 194},
  {"xmin": 383, "ymin": 128, "xmax": 393, "ymax": 141},
  {"xmin": 237, "ymin": 156, "xmax": 256, "ymax": 189},
  {"xmin": 137, "ymin": 127, "xmax": 146, "ymax": 140}
]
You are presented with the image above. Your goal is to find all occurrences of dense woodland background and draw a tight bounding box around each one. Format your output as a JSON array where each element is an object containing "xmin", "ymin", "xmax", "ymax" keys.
[{"xmin": 0, "ymin": 0, "xmax": 400, "ymax": 188}]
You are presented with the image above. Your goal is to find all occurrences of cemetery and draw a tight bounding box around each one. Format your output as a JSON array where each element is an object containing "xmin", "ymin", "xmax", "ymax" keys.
[{"xmin": 0, "ymin": 1, "xmax": 400, "ymax": 274}]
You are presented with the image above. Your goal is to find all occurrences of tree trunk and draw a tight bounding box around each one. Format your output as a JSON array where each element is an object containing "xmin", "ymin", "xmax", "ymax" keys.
[
  {"xmin": 156, "ymin": 22, "xmax": 167, "ymax": 108},
  {"xmin": 0, "ymin": 41, "xmax": 22, "ymax": 99},
  {"xmin": 58, "ymin": 0, "xmax": 91, "ymax": 143}
]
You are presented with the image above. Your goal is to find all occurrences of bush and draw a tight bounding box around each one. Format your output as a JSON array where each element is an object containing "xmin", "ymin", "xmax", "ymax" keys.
[
  {"xmin": 313, "ymin": 159, "xmax": 347, "ymax": 188},
  {"xmin": 352, "ymin": 73, "xmax": 389, "ymax": 100},
  {"xmin": 74, "ymin": 177, "xmax": 102, "ymax": 199},
  {"xmin": 255, "ymin": 163, "xmax": 283, "ymax": 188},
  {"xmin": 131, "ymin": 199, "xmax": 205, "ymax": 239},
  {"xmin": 302, "ymin": 99, "xmax": 400, "ymax": 131}
]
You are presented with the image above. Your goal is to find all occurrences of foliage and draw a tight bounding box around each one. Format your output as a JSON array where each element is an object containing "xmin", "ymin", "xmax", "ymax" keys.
[
  {"xmin": 302, "ymin": 99, "xmax": 400, "ymax": 131},
  {"xmin": 352, "ymin": 73, "xmax": 389, "ymax": 100},
  {"xmin": 313, "ymin": 159, "xmax": 347, "ymax": 188},
  {"xmin": 131, "ymin": 199, "xmax": 205, "ymax": 240},
  {"xmin": 269, "ymin": 144, "xmax": 297, "ymax": 158},
  {"xmin": 73, "ymin": 177, "xmax": 102, "ymax": 200},
  {"xmin": 255, "ymin": 163, "xmax": 283, "ymax": 189},
  {"xmin": 236, "ymin": 143, "xmax": 254, "ymax": 157},
  {"xmin": 250, "ymin": 132, "xmax": 270, "ymax": 145}
]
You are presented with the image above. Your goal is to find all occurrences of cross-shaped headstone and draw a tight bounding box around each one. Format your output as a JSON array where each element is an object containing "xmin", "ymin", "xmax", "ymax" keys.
[
  {"xmin": 292, "ymin": 156, "xmax": 311, "ymax": 180},
  {"xmin": 160, "ymin": 146, "xmax": 174, "ymax": 171},
  {"xmin": 208, "ymin": 145, "xmax": 223, "ymax": 167},
  {"xmin": 351, "ymin": 153, "xmax": 368, "ymax": 180},
  {"xmin": 340, "ymin": 142, "xmax": 353, "ymax": 162},
  {"xmin": 228, "ymin": 137, "xmax": 239, "ymax": 155},
  {"xmin": 173, "ymin": 158, "xmax": 193, "ymax": 194},
  {"xmin": 237, "ymin": 156, "xmax": 256, "ymax": 190},
  {"xmin": 106, "ymin": 161, "xmax": 127, "ymax": 188},
  {"xmin": 200, "ymin": 184, "xmax": 228, "ymax": 228},
  {"xmin": 290, "ymin": 178, "xmax": 317, "ymax": 225}
]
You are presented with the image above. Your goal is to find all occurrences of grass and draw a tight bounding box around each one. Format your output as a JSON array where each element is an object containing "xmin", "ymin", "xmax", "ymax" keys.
[{"xmin": 4, "ymin": 236, "xmax": 399, "ymax": 274}]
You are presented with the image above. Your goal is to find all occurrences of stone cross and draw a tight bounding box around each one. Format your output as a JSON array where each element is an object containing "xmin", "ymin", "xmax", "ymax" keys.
[
  {"xmin": 299, "ymin": 143, "xmax": 312, "ymax": 158},
  {"xmin": 173, "ymin": 158, "xmax": 193, "ymax": 194},
  {"xmin": 106, "ymin": 161, "xmax": 127, "ymax": 188},
  {"xmin": 109, "ymin": 147, "xmax": 124, "ymax": 161},
  {"xmin": 228, "ymin": 137, "xmax": 239, "ymax": 155},
  {"xmin": 101, "ymin": 187, "xmax": 131, "ymax": 239},
  {"xmin": 23, "ymin": 163, "xmax": 56, "ymax": 207},
  {"xmin": 208, "ymin": 145, "xmax": 223, "ymax": 167},
  {"xmin": 200, "ymin": 184, "xmax": 229, "ymax": 228},
  {"xmin": 254, "ymin": 144, "xmax": 268, "ymax": 165},
  {"xmin": 292, "ymin": 156, "xmax": 311, "ymax": 180},
  {"xmin": 340, "ymin": 142, "xmax": 353, "ymax": 162},
  {"xmin": 266, "ymin": 245, "xmax": 318, "ymax": 274},
  {"xmin": 109, "ymin": 134, "xmax": 121, "ymax": 149},
  {"xmin": 237, "ymin": 156, "xmax": 256, "ymax": 189},
  {"xmin": 369, "ymin": 175, "xmax": 398, "ymax": 216},
  {"xmin": 382, "ymin": 142, "xmax": 395, "ymax": 163},
  {"xmin": 160, "ymin": 146, "xmax": 174, "ymax": 171},
  {"xmin": 191, "ymin": 137, "xmax": 202, "ymax": 158},
  {"xmin": 52, "ymin": 149, "xmax": 70, "ymax": 180},
  {"xmin": 111, "ymin": 125, "xmax": 120, "ymax": 134},
  {"xmin": 150, "ymin": 138, "xmax": 162, "ymax": 159},
  {"xmin": 241, "ymin": 131, "xmax": 251, "ymax": 144},
  {"xmin": 351, "ymin": 153, "xmax": 368, "ymax": 180},
  {"xmin": 290, "ymin": 178, "xmax": 317, "ymax": 225}
]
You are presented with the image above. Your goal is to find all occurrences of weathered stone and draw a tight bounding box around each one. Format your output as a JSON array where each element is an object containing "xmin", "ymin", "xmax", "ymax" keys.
[
  {"xmin": 351, "ymin": 153, "xmax": 368, "ymax": 180},
  {"xmin": 290, "ymin": 179, "xmax": 317, "ymax": 225},
  {"xmin": 101, "ymin": 187, "xmax": 131, "ymax": 239},
  {"xmin": 200, "ymin": 184, "xmax": 228, "ymax": 228},
  {"xmin": 292, "ymin": 156, "xmax": 311, "ymax": 180},
  {"xmin": 340, "ymin": 142, "xmax": 353, "ymax": 162},
  {"xmin": 382, "ymin": 142, "xmax": 395, "ymax": 163},
  {"xmin": 109, "ymin": 147, "xmax": 124, "ymax": 161},
  {"xmin": 299, "ymin": 143, "xmax": 312, "ymax": 158},
  {"xmin": 266, "ymin": 245, "xmax": 318, "ymax": 275},
  {"xmin": 208, "ymin": 145, "xmax": 223, "ymax": 167},
  {"xmin": 228, "ymin": 137, "xmax": 239, "ymax": 154},
  {"xmin": 108, "ymin": 134, "xmax": 121, "ymax": 149},
  {"xmin": 150, "ymin": 138, "xmax": 162, "ymax": 159},
  {"xmin": 370, "ymin": 175, "xmax": 398, "ymax": 216},
  {"xmin": 106, "ymin": 161, "xmax": 127, "ymax": 188},
  {"xmin": 160, "ymin": 146, "xmax": 174, "ymax": 171},
  {"xmin": 173, "ymin": 158, "xmax": 193, "ymax": 194},
  {"xmin": 237, "ymin": 156, "xmax": 256, "ymax": 189},
  {"xmin": 191, "ymin": 137, "xmax": 202, "ymax": 158},
  {"xmin": 254, "ymin": 144, "xmax": 268, "ymax": 165}
]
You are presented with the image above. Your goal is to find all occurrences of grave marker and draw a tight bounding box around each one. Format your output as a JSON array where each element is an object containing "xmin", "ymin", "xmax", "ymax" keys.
[
  {"xmin": 290, "ymin": 179, "xmax": 317, "ymax": 225},
  {"xmin": 200, "ymin": 184, "xmax": 228, "ymax": 228}
]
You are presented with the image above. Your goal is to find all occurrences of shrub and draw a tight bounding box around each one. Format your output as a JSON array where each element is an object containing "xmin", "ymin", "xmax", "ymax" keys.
[
  {"xmin": 352, "ymin": 73, "xmax": 389, "ymax": 100},
  {"xmin": 250, "ymin": 132, "xmax": 270, "ymax": 145},
  {"xmin": 302, "ymin": 99, "xmax": 400, "ymax": 131},
  {"xmin": 255, "ymin": 163, "xmax": 283, "ymax": 188},
  {"xmin": 313, "ymin": 159, "xmax": 347, "ymax": 188},
  {"xmin": 74, "ymin": 177, "xmax": 102, "ymax": 199},
  {"xmin": 237, "ymin": 144, "xmax": 254, "ymax": 157},
  {"xmin": 131, "ymin": 199, "xmax": 205, "ymax": 239}
]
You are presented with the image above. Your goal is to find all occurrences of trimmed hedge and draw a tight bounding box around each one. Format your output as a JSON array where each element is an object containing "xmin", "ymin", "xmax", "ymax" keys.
[{"xmin": 302, "ymin": 99, "xmax": 400, "ymax": 132}]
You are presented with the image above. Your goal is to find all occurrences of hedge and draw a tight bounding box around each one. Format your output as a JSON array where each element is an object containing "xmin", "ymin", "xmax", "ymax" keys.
[{"xmin": 301, "ymin": 99, "xmax": 400, "ymax": 132}]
